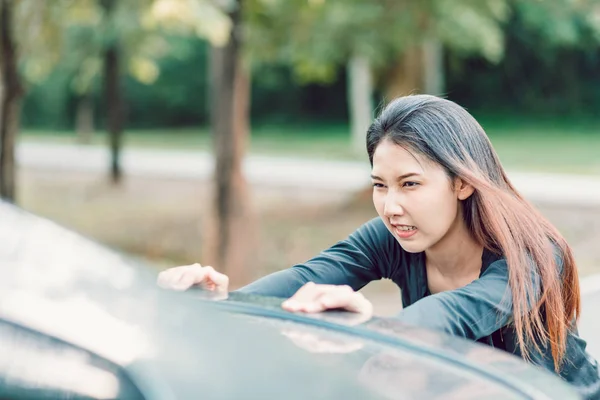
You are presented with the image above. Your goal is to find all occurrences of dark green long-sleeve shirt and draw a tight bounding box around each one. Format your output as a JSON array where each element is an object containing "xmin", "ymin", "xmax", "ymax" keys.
[{"xmin": 237, "ymin": 217, "xmax": 600, "ymax": 399}]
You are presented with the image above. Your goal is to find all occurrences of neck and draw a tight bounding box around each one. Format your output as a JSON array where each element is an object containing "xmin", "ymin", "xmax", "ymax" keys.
[{"xmin": 425, "ymin": 214, "xmax": 483, "ymax": 277}]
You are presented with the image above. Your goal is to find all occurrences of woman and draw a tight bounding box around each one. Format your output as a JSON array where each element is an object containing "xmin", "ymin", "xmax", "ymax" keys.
[{"xmin": 157, "ymin": 95, "xmax": 600, "ymax": 398}]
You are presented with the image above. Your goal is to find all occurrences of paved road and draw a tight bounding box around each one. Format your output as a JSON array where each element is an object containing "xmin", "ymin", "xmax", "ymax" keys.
[
  {"xmin": 581, "ymin": 276, "xmax": 600, "ymax": 360},
  {"xmin": 581, "ymin": 291, "xmax": 600, "ymax": 359},
  {"xmin": 16, "ymin": 142, "xmax": 600, "ymax": 206}
]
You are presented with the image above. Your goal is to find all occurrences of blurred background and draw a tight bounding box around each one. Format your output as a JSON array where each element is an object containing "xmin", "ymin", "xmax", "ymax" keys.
[{"xmin": 1, "ymin": 0, "xmax": 600, "ymax": 315}]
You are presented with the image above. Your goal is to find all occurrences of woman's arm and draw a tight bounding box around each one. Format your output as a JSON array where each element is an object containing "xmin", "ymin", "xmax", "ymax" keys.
[{"xmin": 235, "ymin": 218, "xmax": 401, "ymax": 298}]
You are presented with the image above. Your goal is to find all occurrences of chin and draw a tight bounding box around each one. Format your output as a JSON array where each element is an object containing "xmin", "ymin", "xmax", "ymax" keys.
[{"xmin": 395, "ymin": 239, "xmax": 426, "ymax": 254}]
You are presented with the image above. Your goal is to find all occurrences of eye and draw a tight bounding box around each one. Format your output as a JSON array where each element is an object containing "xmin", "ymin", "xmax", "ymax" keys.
[
  {"xmin": 402, "ymin": 181, "xmax": 420, "ymax": 188},
  {"xmin": 372, "ymin": 182, "xmax": 386, "ymax": 188}
]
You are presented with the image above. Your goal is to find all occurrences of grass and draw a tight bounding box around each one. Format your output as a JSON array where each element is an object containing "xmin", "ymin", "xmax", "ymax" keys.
[
  {"xmin": 478, "ymin": 115, "xmax": 600, "ymax": 175},
  {"xmin": 20, "ymin": 115, "xmax": 600, "ymax": 174}
]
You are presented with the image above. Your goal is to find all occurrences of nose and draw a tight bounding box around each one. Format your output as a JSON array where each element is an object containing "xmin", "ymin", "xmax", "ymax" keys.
[{"xmin": 383, "ymin": 190, "xmax": 405, "ymax": 218}]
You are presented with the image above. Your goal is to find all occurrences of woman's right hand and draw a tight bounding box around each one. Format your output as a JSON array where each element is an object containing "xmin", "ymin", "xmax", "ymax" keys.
[{"xmin": 156, "ymin": 263, "xmax": 229, "ymax": 294}]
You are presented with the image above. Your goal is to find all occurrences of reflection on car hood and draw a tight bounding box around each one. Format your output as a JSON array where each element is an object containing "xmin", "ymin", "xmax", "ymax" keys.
[
  {"xmin": 0, "ymin": 202, "xmax": 580, "ymax": 400},
  {"xmin": 205, "ymin": 291, "xmax": 581, "ymax": 400},
  {"xmin": 0, "ymin": 202, "xmax": 385, "ymax": 399}
]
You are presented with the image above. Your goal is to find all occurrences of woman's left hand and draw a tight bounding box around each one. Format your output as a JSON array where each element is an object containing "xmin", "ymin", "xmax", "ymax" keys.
[{"xmin": 281, "ymin": 282, "xmax": 373, "ymax": 321}]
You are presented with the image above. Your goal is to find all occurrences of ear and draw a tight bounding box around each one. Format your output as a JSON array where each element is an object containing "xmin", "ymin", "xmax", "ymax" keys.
[{"xmin": 454, "ymin": 177, "xmax": 475, "ymax": 200}]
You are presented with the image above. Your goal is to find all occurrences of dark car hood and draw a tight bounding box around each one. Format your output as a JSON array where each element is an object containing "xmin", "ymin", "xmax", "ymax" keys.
[
  {"xmin": 0, "ymin": 202, "xmax": 580, "ymax": 400},
  {"xmin": 200, "ymin": 291, "xmax": 582, "ymax": 400}
]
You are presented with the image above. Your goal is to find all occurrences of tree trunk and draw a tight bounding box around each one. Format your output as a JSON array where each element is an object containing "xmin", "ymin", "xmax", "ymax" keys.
[
  {"xmin": 76, "ymin": 92, "xmax": 94, "ymax": 144},
  {"xmin": 384, "ymin": 39, "xmax": 445, "ymax": 99},
  {"xmin": 203, "ymin": 0, "xmax": 256, "ymax": 285},
  {"xmin": 384, "ymin": 46, "xmax": 423, "ymax": 100},
  {"xmin": 422, "ymin": 37, "xmax": 444, "ymax": 96},
  {"xmin": 102, "ymin": 0, "xmax": 123, "ymax": 184},
  {"xmin": 347, "ymin": 54, "xmax": 373, "ymax": 155},
  {"xmin": 0, "ymin": 0, "xmax": 23, "ymax": 203}
]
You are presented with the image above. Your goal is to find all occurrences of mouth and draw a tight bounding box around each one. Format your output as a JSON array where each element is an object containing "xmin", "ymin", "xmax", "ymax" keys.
[{"xmin": 391, "ymin": 224, "xmax": 418, "ymax": 239}]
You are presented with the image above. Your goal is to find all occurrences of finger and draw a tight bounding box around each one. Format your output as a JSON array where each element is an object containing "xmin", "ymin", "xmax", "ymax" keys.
[
  {"xmin": 317, "ymin": 285, "xmax": 354, "ymax": 308},
  {"xmin": 157, "ymin": 267, "xmax": 187, "ymax": 288},
  {"xmin": 347, "ymin": 293, "xmax": 373, "ymax": 317},
  {"xmin": 281, "ymin": 299, "xmax": 301, "ymax": 312},
  {"xmin": 282, "ymin": 282, "xmax": 323, "ymax": 311},
  {"xmin": 317, "ymin": 287, "xmax": 372, "ymax": 317},
  {"xmin": 282, "ymin": 297, "xmax": 324, "ymax": 312},
  {"xmin": 157, "ymin": 270, "xmax": 171, "ymax": 288},
  {"xmin": 287, "ymin": 282, "xmax": 340, "ymax": 303},
  {"xmin": 204, "ymin": 266, "xmax": 229, "ymax": 292},
  {"xmin": 283, "ymin": 284, "xmax": 349, "ymax": 312},
  {"xmin": 159, "ymin": 264, "xmax": 207, "ymax": 290},
  {"xmin": 324, "ymin": 289, "xmax": 372, "ymax": 315},
  {"xmin": 297, "ymin": 301, "xmax": 328, "ymax": 313},
  {"xmin": 172, "ymin": 269, "xmax": 199, "ymax": 291},
  {"xmin": 165, "ymin": 264, "xmax": 198, "ymax": 286}
]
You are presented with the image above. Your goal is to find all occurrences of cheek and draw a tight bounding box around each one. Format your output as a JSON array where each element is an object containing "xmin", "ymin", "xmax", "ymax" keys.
[
  {"xmin": 414, "ymin": 187, "xmax": 459, "ymax": 228},
  {"xmin": 372, "ymin": 190, "xmax": 385, "ymax": 215},
  {"xmin": 429, "ymin": 191, "xmax": 459, "ymax": 227}
]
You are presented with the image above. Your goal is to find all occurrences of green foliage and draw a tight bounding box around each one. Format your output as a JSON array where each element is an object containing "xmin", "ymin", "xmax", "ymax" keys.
[
  {"xmin": 14, "ymin": 0, "xmax": 72, "ymax": 83},
  {"xmin": 124, "ymin": 36, "xmax": 211, "ymax": 128},
  {"xmin": 434, "ymin": 0, "xmax": 510, "ymax": 63},
  {"xmin": 246, "ymin": 0, "xmax": 600, "ymax": 86},
  {"xmin": 447, "ymin": 0, "xmax": 600, "ymax": 114},
  {"xmin": 246, "ymin": 0, "xmax": 513, "ymax": 84},
  {"xmin": 514, "ymin": 0, "xmax": 600, "ymax": 47},
  {"xmin": 18, "ymin": 0, "xmax": 600, "ymax": 128},
  {"xmin": 247, "ymin": 0, "xmax": 415, "ymax": 83},
  {"xmin": 58, "ymin": 0, "xmax": 190, "ymax": 95}
]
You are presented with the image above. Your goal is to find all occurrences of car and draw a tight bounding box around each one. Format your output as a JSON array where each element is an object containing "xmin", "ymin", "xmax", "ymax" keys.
[{"xmin": 0, "ymin": 201, "xmax": 581, "ymax": 399}]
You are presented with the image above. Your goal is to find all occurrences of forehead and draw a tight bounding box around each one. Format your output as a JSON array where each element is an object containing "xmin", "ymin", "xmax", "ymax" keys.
[{"xmin": 372, "ymin": 140, "xmax": 431, "ymax": 174}]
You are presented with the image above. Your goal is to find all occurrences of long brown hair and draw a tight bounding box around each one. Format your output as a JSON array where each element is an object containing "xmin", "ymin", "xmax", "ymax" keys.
[{"xmin": 366, "ymin": 95, "xmax": 580, "ymax": 371}]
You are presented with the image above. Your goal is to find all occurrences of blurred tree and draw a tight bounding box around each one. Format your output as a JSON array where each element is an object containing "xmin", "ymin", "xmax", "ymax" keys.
[
  {"xmin": 70, "ymin": 0, "xmax": 173, "ymax": 183},
  {"xmin": 246, "ymin": 0, "xmax": 511, "ymax": 153},
  {"xmin": 101, "ymin": 0, "xmax": 124, "ymax": 183},
  {"xmin": 51, "ymin": 0, "xmax": 228, "ymax": 182},
  {"xmin": 245, "ymin": 0, "xmax": 600, "ymax": 148},
  {"xmin": 448, "ymin": 0, "xmax": 600, "ymax": 114},
  {"xmin": 2, "ymin": 0, "xmax": 232, "ymax": 199},
  {"xmin": 0, "ymin": 0, "xmax": 21, "ymax": 202},
  {"xmin": 40, "ymin": 0, "xmax": 250, "ymax": 277},
  {"xmin": 144, "ymin": 0, "xmax": 255, "ymax": 280},
  {"xmin": 202, "ymin": 0, "xmax": 257, "ymax": 283},
  {"xmin": 101, "ymin": 0, "xmax": 229, "ymax": 183},
  {"xmin": 60, "ymin": 2, "xmax": 104, "ymax": 143},
  {"xmin": 0, "ymin": 0, "xmax": 66, "ymax": 202},
  {"xmin": 14, "ymin": 0, "xmax": 600, "ymax": 132}
]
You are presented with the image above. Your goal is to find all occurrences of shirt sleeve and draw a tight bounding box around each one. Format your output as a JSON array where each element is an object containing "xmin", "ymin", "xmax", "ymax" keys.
[
  {"xmin": 396, "ymin": 257, "xmax": 540, "ymax": 340},
  {"xmin": 235, "ymin": 217, "xmax": 401, "ymax": 298}
]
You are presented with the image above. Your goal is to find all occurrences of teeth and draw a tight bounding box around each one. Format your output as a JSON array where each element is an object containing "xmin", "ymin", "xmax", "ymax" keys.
[{"xmin": 398, "ymin": 226, "xmax": 416, "ymax": 231}]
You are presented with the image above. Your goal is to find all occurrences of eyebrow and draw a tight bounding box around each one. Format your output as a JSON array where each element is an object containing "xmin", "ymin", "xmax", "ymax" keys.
[{"xmin": 370, "ymin": 172, "xmax": 421, "ymax": 181}]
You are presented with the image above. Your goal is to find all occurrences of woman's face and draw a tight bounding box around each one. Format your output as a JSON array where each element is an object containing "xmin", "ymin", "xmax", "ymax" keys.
[{"xmin": 371, "ymin": 139, "xmax": 467, "ymax": 253}]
